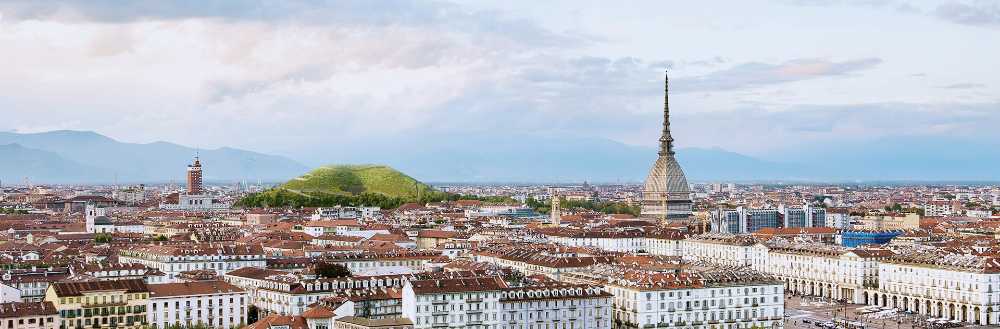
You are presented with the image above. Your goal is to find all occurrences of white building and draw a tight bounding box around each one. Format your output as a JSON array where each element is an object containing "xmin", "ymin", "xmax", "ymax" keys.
[
  {"xmin": 563, "ymin": 265, "xmax": 784, "ymax": 329},
  {"xmin": 749, "ymin": 240, "xmax": 888, "ymax": 304},
  {"xmin": 118, "ymin": 245, "xmax": 266, "ymax": 282},
  {"xmin": 498, "ymin": 284, "xmax": 612, "ymax": 329},
  {"xmin": 147, "ymin": 281, "xmax": 249, "ymax": 329},
  {"xmin": 870, "ymin": 246, "xmax": 1000, "ymax": 326},
  {"xmin": 401, "ymin": 277, "xmax": 504, "ymax": 329},
  {"xmin": 679, "ymin": 234, "xmax": 758, "ymax": 267}
]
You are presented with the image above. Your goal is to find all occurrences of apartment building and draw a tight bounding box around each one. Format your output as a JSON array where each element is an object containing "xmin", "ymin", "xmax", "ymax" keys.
[
  {"xmin": 147, "ymin": 280, "xmax": 248, "ymax": 329},
  {"xmin": 44, "ymin": 279, "xmax": 150, "ymax": 329},
  {"xmin": 871, "ymin": 246, "xmax": 1000, "ymax": 326},
  {"xmin": 118, "ymin": 244, "xmax": 267, "ymax": 281},
  {"xmin": 0, "ymin": 301, "xmax": 58, "ymax": 329},
  {"xmin": 563, "ymin": 265, "xmax": 784, "ymax": 329},
  {"xmin": 401, "ymin": 277, "xmax": 504, "ymax": 329}
]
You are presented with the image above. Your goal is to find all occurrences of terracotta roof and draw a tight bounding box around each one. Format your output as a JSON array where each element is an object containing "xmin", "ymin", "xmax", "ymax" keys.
[
  {"xmin": 50, "ymin": 279, "xmax": 148, "ymax": 297},
  {"xmin": 243, "ymin": 315, "xmax": 308, "ymax": 329},
  {"xmin": 301, "ymin": 306, "xmax": 335, "ymax": 319},
  {"xmin": 148, "ymin": 281, "xmax": 244, "ymax": 298},
  {"xmin": 0, "ymin": 301, "xmax": 57, "ymax": 318},
  {"xmin": 408, "ymin": 277, "xmax": 507, "ymax": 294}
]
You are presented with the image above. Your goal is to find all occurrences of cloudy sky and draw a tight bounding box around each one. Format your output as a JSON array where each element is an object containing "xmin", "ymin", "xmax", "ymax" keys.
[{"xmin": 1, "ymin": 0, "xmax": 998, "ymax": 162}]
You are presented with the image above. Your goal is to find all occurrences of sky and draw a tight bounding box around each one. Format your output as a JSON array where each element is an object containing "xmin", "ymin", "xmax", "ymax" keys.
[{"xmin": 1, "ymin": 0, "xmax": 998, "ymax": 162}]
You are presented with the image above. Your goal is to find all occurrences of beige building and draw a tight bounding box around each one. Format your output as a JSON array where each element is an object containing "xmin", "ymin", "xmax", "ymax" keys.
[
  {"xmin": 44, "ymin": 279, "xmax": 150, "ymax": 329},
  {"xmin": 858, "ymin": 213, "xmax": 920, "ymax": 230},
  {"xmin": 0, "ymin": 301, "xmax": 58, "ymax": 329}
]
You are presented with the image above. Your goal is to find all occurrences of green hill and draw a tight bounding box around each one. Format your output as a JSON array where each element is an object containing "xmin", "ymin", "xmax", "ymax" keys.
[{"xmin": 281, "ymin": 164, "xmax": 435, "ymax": 199}]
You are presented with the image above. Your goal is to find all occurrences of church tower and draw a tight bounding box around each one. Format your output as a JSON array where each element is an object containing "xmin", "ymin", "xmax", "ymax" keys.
[
  {"xmin": 550, "ymin": 193, "xmax": 562, "ymax": 226},
  {"xmin": 640, "ymin": 71, "xmax": 693, "ymax": 221}
]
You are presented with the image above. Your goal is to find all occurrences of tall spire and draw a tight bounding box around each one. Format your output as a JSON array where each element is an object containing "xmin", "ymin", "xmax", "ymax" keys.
[{"xmin": 659, "ymin": 70, "xmax": 675, "ymax": 156}]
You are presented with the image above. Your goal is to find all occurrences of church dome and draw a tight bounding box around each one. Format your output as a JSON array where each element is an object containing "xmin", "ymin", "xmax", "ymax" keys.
[
  {"xmin": 640, "ymin": 71, "xmax": 692, "ymax": 220},
  {"xmin": 642, "ymin": 154, "xmax": 690, "ymax": 199}
]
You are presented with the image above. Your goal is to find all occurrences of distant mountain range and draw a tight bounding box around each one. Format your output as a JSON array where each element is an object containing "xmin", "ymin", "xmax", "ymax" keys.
[
  {"xmin": 2, "ymin": 130, "xmax": 998, "ymax": 184},
  {"xmin": 0, "ymin": 130, "xmax": 308, "ymax": 184}
]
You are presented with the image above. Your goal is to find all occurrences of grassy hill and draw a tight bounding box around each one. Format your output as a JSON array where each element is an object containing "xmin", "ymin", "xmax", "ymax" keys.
[{"xmin": 281, "ymin": 164, "xmax": 435, "ymax": 199}]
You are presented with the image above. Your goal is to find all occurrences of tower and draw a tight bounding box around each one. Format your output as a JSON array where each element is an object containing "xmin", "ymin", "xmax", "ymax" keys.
[
  {"xmin": 85, "ymin": 203, "xmax": 105, "ymax": 233},
  {"xmin": 550, "ymin": 193, "xmax": 562, "ymax": 226},
  {"xmin": 641, "ymin": 71, "xmax": 693, "ymax": 221},
  {"xmin": 187, "ymin": 156, "xmax": 203, "ymax": 195}
]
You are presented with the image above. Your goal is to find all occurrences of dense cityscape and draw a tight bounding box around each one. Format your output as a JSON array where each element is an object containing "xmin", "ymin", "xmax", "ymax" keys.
[{"xmin": 2, "ymin": 73, "xmax": 999, "ymax": 329}]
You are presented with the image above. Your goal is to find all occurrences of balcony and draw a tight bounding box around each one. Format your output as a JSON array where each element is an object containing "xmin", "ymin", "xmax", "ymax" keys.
[
  {"xmin": 432, "ymin": 300, "xmax": 448, "ymax": 305},
  {"xmin": 431, "ymin": 322, "xmax": 449, "ymax": 328}
]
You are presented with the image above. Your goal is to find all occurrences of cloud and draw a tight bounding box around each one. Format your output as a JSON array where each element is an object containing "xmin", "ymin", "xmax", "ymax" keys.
[
  {"xmin": 672, "ymin": 101, "xmax": 1000, "ymax": 155},
  {"xmin": 935, "ymin": 1, "xmax": 1000, "ymax": 27},
  {"xmin": 940, "ymin": 82, "xmax": 986, "ymax": 89},
  {"xmin": 677, "ymin": 58, "xmax": 882, "ymax": 92},
  {"xmin": 0, "ymin": 0, "xmax": 589, "ymax": 48}
]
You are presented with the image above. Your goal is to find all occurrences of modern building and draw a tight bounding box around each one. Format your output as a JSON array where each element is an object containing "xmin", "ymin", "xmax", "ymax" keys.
[
  {"xmin": 641, "ymin": 72, "xmax": 692, "ymax": 221},
  {"xmin": 779, "ymin": 204, "xmax": 826, "ymax": 228},
  {"xmin": 710, "ymin": 208, "xmax": 780, "ymax": 234},
  {"xmin": 840, "ymin": 230, "xmax": 902, "ymax": 248}
]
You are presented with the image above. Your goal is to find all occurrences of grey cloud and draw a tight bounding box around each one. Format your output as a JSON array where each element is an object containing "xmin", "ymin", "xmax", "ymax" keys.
[
  {"xmin": 940, "ymin": 83, "xmax": 986, "ymax": 89},
  {"xmin": 677, "ymin": 58, "xmax": 882, "ymax": 92},
  {"xmin": 0, "ymin": 0, "xmax": 589, "ymax": 47},
  {"xmin": 935, "ymin": 1, "xmax": 1000, "ymax": 27}
]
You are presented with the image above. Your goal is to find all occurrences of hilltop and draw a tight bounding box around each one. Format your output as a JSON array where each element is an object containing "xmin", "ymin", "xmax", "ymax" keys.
[{"xmin": 281, "ymin": 164, "xmax": 436, "ymax": 199}]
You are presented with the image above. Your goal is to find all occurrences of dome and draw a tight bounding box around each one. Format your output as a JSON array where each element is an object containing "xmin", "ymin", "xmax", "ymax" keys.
[
  {"xmin": 640, "ymin": 71, "xmax": 692, "ymax": 220},
  {"xmin": 642, "ymin": 154, "xmax": 690, "ymax": 199}
]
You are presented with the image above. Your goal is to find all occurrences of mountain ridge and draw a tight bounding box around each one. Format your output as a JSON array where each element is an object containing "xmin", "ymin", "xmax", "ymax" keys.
[{"xmin": 0, "ymin": 130, "xmax": 309, "ymax": 183}]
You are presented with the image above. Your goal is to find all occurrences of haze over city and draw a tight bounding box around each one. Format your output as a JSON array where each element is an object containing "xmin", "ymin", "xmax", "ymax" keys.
[{"xmin": 3, "ymin": 1, "xmax": 999, "ymax": 182}]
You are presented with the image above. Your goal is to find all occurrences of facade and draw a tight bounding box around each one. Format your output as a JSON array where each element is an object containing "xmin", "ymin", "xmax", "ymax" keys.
[
  {"xmin": 923, "ymin": 201, "xmax": 955, "ymax": 217},
  {"xmin": 44, "ymin": 279, "xmax": 150, "ymax": 329},
  {"xmin": 498, "ymin": 284, "xmax": 612, "ymax": 329},
  {"xmin": 118, "ymin": 244, "xmax": 267, "ymax": 281},
  {"xmin": 224, "ymin": 267, "xmax": 410, "ymax": 316},
  {"xmin": 147, "ymin": 281, "xmax": 248, "ymax": 329},
  {"xmin": 749, "ymin": 241, "xmax": 885, "ymax": 304},
  {"xmin": 779, "ymin": 205, "xmax": 826, "ymax": 228},
  {"xmin": 710, "ymin": 208, "xmax": 780, "ymax": 234},
  {"xmin": 870, "ymin": 247, "xmax": 1000, "ymax": 326},
  {"xmin": 641, "ymin": 73, "xmax": 692, "ymax": 221},
  {"xmin": 564, "ymin": 266, "xmax": 784, "ymax": 329},
  {"xmin": 0, "ymin": 301, "xmax": 58, "ymax": 329},
  {"xmin": 401, "ymin": 277, "xmax": 505, "ymax": 329},
  {"xmin": 679, "ymin": 234, "xmax": 758, "ymax": 267},
  {"xmin": 187, "ymin": 157, "xmax": 203, "ymax": 195}
]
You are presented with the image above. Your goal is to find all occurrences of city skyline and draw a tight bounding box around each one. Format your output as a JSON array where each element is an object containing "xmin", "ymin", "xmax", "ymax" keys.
[{"xmin": 2, "ymin": 0, "xmax": 998, "ymax": 169}]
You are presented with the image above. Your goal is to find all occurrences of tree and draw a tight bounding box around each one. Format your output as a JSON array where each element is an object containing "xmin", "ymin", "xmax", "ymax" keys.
[
  {"xmin": 94, "ymin": 233, "xmax": 113, "ymax": 244},
  {"xmin": 314, "ymin": 262, "xmax": 352, "ymax": 279},
  {"xmin": 154, "ymin": 235, "xmax": 169, "ymax": 241}
]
